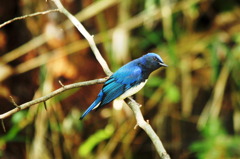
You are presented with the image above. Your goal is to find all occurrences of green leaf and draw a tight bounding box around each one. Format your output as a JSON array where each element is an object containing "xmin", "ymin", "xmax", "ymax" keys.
[
  {"xmin": 11, "ymin": 111, "xmax": 27, "ymax": 124},
  {"xmin": 78, "ymin": 124, "xmax": 114, "ymax": 157}
]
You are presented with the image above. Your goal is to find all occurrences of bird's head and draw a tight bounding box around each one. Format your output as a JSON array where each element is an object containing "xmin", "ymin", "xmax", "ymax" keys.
[{"xmin": 140, "ymin": 53, "xmax": 167, "ymax": 71}]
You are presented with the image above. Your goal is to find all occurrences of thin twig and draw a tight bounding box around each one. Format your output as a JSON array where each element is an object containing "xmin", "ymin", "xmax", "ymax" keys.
[
  {"xmin": 0, "ymin": 0, "xmax": 119, "ymax": 65},
  {"xmin": 134, "ymin": 123, "xmax": 138, "ymax": 129},
  {"xmin": 58, "ymin": 80, "xmax": 65, "ymax": 87},
  {"xmin": 10, "ymin": 96, "xmax": 19, "ymax": 108},
  {"xmin": 0, "ymin": 78, "xmax": 106, "ymax": 119},
  {"xmin": 0, "ymin": 9, "xmax": 60, "ymax": 29},
  {"xmin": 43, "ymin": 101, "xmax": 48, "ymax": 111},
  {"xmin": 1, "ymin": 120, "xmax": 6, "ymax": 132}
]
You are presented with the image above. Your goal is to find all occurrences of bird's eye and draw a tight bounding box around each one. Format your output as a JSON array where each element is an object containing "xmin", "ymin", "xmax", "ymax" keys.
[{"xmin": 153, "ymin": 57, "xmax": 158, "ymax": 61}]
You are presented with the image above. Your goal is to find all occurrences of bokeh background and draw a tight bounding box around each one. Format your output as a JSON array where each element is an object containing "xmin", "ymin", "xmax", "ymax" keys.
[{"xmin": 0, "ymin": 0, "xmax": 240, "ymax": 159}]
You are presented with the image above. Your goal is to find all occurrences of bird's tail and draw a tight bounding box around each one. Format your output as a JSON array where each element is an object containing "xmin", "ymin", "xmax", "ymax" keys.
[{"xmin": 80, "ymin": 95, "xmax": 102, "ymax": 120}]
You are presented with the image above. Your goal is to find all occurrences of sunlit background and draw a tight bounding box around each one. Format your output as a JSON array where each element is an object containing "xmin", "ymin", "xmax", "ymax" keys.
[{"xmin": 0, "ymin": 0, "xmax": 240, "ymax": 158}]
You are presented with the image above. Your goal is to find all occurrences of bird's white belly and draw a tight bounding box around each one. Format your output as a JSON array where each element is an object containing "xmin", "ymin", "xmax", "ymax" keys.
[{"xmin": 117, "ymin": 80, "xmax": 147, "ymax": 99}]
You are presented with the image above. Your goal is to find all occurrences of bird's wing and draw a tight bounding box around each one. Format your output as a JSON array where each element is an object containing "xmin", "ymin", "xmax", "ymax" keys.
[
  {"xmin": 80, "ymin": 66, "xmax": 141, "ymax": 119},
  {"xmin": 99, "ymin": 65, "xmax": 143, "ymax": 106}
]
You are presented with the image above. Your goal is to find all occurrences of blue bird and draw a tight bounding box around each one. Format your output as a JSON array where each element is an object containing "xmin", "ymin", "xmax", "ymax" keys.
[{"xmin": 80, "ymin": 53, "xmax": 167, "ymax": 120}]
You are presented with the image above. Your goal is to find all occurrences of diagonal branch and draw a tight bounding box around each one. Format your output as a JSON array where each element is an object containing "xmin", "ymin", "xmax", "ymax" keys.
[
  {"xmin": 0, "ymin": 78, "xmax": 106, "ymax": 119},
  {"xmin": 125, "ymin": 97, "xmax": 170, "ymax": 159},
  {"xmin": 51, "ymin": 0, "xmax": 170, "ymax": 158},
  {"xmin": 52, "ymin": 0, "xmax": 112, "ymax": 76}
]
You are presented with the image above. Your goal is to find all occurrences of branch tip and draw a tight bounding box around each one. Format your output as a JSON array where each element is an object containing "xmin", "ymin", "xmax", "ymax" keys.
[
  {"xmin": 58, "ymin": 80, "xmax": 65, "ymax": 87},
  {"xmin": 1, "ymin": 119, "xmax": 6, "ymax": 132},
  {"xmin": 43, "ymin": 101, "xmax": 48, "ymax": 111},
  {"xmin": 10, "ymin": 96, "xmax": 20, "ymax": 108},
  {"xmin": 134, "ymin": 123, "xmax": 138, "ymax": 129},
  {"xmin": 146, "ymin": 119, "xmax": 149, "ymax": 124}
]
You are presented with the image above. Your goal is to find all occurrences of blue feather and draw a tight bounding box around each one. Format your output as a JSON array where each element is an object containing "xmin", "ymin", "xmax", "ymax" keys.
[
  {"xmin": 80, "ymin": 53, "xmax": 167, "ymax": 119},
  {"xmin": 79, "ymin": 91, "xmax": 103, "ymax": 120},
  {"xmin": 99, "ymin": 65, "xmax": 143, "ymax": 106}
]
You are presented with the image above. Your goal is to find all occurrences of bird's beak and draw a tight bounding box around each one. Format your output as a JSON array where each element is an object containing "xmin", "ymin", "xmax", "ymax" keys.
[{"xmin": 160, "ymin": 63, "xmax": 168, "ymax": 67}]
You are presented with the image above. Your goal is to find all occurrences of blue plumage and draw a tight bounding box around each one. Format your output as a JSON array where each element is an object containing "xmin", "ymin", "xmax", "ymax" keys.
[{"xmin": 80, "ymin": 53, "xmax": 167, "ymax": 120}]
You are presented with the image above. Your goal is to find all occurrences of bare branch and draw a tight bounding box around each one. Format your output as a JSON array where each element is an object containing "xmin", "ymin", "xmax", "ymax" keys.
[
  {"xmin": 0, "ymin": 1, "xmax": 170, "ymax": 158},
  {"xmin": 0, "ymin": 9, "xmax": 60, "ymax": 29},
  {"xmin": 125, "ymin": 97, "xmax": 171, "ymax": 159},
  {"xmin": 52, "ymin": 0, "xmax": 112, "ymax": 76},
  {"xmin": 0, "ymin": 78, "xmax": 106, "ymax": 119},
  {"xmin": 51, "ymin": 0, "xmax": 170, "ymax": 158}
]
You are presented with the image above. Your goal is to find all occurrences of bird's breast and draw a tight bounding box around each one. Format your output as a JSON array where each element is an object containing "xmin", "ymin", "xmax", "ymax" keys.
[{"xmin": 117, "ymin": 80, "xmax": 147, "ymax": 99}]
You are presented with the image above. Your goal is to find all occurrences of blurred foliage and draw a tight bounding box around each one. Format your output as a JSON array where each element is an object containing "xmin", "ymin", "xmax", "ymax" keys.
[
  {"xmin": 0, "ymin": 0, "xmax": 240, "ymax": 159},
  {"xmin": 190, "ymin": 119, "xmax": 240, "ymax": 159},
  {"xmin": 78, "ymin": 124, "xmax": 114, "ymax": 157}
]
